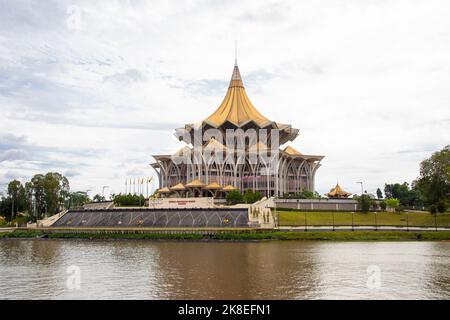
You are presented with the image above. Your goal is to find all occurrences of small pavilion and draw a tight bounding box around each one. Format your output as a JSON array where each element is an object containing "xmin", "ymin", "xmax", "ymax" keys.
[{"xmin": 326, "ymin": 183, "xmax": 352, "ymax": 199}]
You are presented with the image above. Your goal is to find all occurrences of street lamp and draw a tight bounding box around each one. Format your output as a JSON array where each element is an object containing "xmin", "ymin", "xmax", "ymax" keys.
[
  {"xmin": 374, "ymin": 211, "xmax": 378, "ymax": 231},
  {"xmin": 332, "ymin": 211, "xmax": 335, "ymax": 231},
  {"xmin": 351, "ymin": 211, "xmax": 354, "ymax": 231},
  {"xmin": 102, "ymin": 186, "xmax": 109, "ymax": 199},
  {"xmin": 356, "ymin": 181, "xmax": 364, "ymax": 195},
  {"xmin": 304, "ymin": 211, "xmax": 308, "ymax": 232}
]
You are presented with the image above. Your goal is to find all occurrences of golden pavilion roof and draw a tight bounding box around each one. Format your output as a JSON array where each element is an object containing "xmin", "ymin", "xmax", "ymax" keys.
[
  {"xmin": 222, "ymin": 184, "xmax": 237, "ymax": 191},
  {"xmin": 203, "ymin": 64, "xmax": 272, "ymax": 128},
  {"xmin": 170, "ymin": 183, "xmax": 186, "ymax": 191},
  {"xmin": 157, "ymin": 187, "xmax": 171, "ymax": 193},
  {"xmin": 185, "ymin": 179, "xmax": 205, "ymax": 188},
  {"xmin": 326, "ymin": 184, "xmax": 352, "ymax": 198},
  {"xmin": 203, "ymin": 182, "xmax": 222, "ymax": 190}
]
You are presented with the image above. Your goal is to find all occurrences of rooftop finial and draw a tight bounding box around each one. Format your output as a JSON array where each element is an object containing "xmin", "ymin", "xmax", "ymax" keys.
[{"xmin": 235, "ymin": 40, "xmax": 238, "ymax": 66}]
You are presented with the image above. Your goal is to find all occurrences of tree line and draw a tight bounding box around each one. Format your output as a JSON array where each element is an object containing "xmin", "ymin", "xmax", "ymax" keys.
[
  {"xmin": 375, "ymin": 145, "xmax": 449, "ymax": 213},
  {"xmin": 0, "ymin": 172, "xmax": 106, "ymax": 221}
]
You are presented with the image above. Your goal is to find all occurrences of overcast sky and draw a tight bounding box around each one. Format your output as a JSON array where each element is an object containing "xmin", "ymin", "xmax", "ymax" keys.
[{"xmin": 0, "ymin": 0, "xmax": 449, "ymax": 197}]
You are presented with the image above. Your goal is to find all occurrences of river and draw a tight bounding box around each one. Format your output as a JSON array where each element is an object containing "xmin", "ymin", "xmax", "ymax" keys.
[{"xmin": 0, "ymin": 239, "xmax": 448, "ymax": 299}]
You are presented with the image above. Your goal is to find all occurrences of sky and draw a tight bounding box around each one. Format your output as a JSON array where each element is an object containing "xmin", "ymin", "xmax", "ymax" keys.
[{"xmin": 0, "ymin": 0, "xmax": 449, "ymax": 198}]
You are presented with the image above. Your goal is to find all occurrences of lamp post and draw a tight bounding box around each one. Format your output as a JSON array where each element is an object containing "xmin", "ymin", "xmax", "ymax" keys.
[
  {"xmin": 374, "ymin": 211, "xmax": 378, "ymax": 231},
  {"xmin": 351, "ymin": 211, "xmax": 354, "ymax": 231},
  {"xmin": 356, "ymin": 181, "xmax": 364, "ymax": 195},
  {"xmin": 332, "ymin": 211, "xmax": 335, "ymax": 231},
  {"xmin": 102, "ymin": 186, "xmax": 109, "ymax": 200},
  {"xmin": 434, "ymin": 212, "xmax": 438, "ymax": 232},
  {"xmin": 83, "ymin": 189, "xmax": 91, "ymax": 205},
  {"xmin": 406, "ymin": 211, "xmax": 409, "ymax": 232},
  {"xmin": 304, "ymin": 211, "xmax": 307, "ymax": 232},
  {"xmin": 274, "ymin": 201, "xmax": 278, "ymax": 229}
]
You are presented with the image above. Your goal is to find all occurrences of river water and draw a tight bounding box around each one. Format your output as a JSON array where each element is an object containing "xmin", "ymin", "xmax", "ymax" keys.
[{"xmin": 0, "ymin": 239, "xmax": 448, "ymax": 299}]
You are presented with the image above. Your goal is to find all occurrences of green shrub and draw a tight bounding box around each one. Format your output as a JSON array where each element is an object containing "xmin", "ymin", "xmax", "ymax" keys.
[
  {"xmin": 384, "ymin": 198, "xmax": 400, "ymax": 211},
  {"xmin": 437, "ymin": 200, "xmax": 447, "ymax": 213},
  {"xmin": 243, "ymin": 189, "xmax": 262, "ymax": 204},
  {"xmin": 226, "ymin": 190, "xmax": 243, "ymax": 205},
  {"xmin": 430, "ymin": 204, "xmax": 437, "ymax": 214},
  {"xmin": 113, "ymin": 193, "xmax": 145, "ymax": 206},
  {"xmin": 357, "ymin": 194, "xmax": 371, "ymax": 213},
  {"xmin": 379, "ymin": 201, "xmax": 387, "ymax": 211}
]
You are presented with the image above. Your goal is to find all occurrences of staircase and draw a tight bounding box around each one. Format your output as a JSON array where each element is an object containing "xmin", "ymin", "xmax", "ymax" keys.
[
  {"xmin": 29, "ymin": 210, "xmax": 68, "ymax": 228},
  {"xmin": 248, "ymin": 197, "xmax": 276, "ymax": 229}
]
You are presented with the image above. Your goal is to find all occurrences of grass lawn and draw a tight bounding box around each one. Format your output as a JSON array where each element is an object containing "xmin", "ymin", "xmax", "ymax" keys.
[
  {"xmin": 1, "ymin": 229, "xmax": 450, "ymax": 241},
  {"xmin": 276, "ymin": 210, "xmax": 450, "ymax": 227}
]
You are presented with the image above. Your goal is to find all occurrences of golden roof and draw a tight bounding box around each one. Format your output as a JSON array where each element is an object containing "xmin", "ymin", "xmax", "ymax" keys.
[
  {"xmin": 185, "ymin": 179, "xmax": 205, "ymax": 188},
  {"xmin": 203, "ymin": 182, "xmax": 222, "ymax": 190},
  {"xmin": 157, "ymin": 187, "xmax": 171, "ymax": 193},
  {"xmin": 283, "ymin": 145, "xmax": 303, "ymax": 156},
  {"xmin": 222, "ymin": 184, "xmax": 237, "ymax": 191},
  {"xmin": 170, "ymin": 183, "xmax": 186, "ymax": 191},
  {"xmin": 326, "ymin": 184, "xmax": 352, "ymax": 198},
  {"xmin": 203, "ymin": 64, "xmax": 272, "ymax": 128}
]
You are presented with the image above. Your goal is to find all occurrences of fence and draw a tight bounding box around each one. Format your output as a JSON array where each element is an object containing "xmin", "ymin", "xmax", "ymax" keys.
[{"xmin": 276, "ymin": 210, "xmax": 450, "ymax": 229}]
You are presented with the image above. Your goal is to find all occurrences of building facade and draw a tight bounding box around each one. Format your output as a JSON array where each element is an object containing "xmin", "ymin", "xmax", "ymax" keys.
[{"xmin": 151, "ymin": 63, "xmax": 324, "ymax": 197}]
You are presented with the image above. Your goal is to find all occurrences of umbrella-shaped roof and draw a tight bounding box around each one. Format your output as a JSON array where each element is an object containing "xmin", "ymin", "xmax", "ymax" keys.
[
  {"xmin": 170, "ymin": 183, "xmax": 186, "ymax": 191},
  {"xmin": 326, "ymin": 184, "xmax": 352, "ymax": 198},
  {"xmin": 203, "ymin": 182, "xmax": 222, "ymax": 190},
  {"xmin": 185, "ymin": 179, "xmax": 205, "ymax": 188},
  {"xmin": 203, "ymin": 64, "xmax": 272, "ymax": 128},
  {"xmin": 157, "ymin": 187, "xmax": 171, "ymax": 193},
  {"xmin": 222, "ymin": 185, "xmax": 237, "ymax": 191}
]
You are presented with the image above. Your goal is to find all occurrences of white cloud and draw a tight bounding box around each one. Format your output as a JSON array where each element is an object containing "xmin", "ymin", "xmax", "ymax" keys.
[{"xmin": 0, "ymin": 0, "xmax": 449, "ymax": 196}]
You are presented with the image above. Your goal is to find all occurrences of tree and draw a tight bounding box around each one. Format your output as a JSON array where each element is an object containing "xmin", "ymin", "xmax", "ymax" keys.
[
  {"xmin": 357, "ymin": 194, "xmax": 372, "ymax": 213},
  {"xmin": 7, "ymin": 180, "xmax": 28, "ymax": 218},
  {"xmin": 66, "ymin": 192, "xmax": 90, "ymax": 209},
  {"xmin": 376, "ymin": 188, "xmax": 383, "ymax": 199},
  {"xmin": 384, "ymin": 198, "xmax": 400, "ymax": 211},
  {"xmin": 26, "ymin": 172, "xmax": 70, "ymax": 218},
  {"xmin": 384, "ymin": 182, "xmax": 422, "ymax": 207},
  {"xmin": 436, "ymin": 200, "xmax": 447, "ymax": 213},
  {"xmin": 281, "ymin": 189, "xmax": 321, "ymax": 199},
  {"xmin": 226, "ymin": 190, "xmax": 244, "ymax": 205},
  {"xmin": 93, "ymin": 194, "xmax": 106, "ymax": 202},
  {"xmin": 113, "ymin": 194, "xmax": 145, "ymax": 206},
  {"xmin": 243, "ymin": 189, "xmax": 262, "ymax": 204},
  {"xmin": 0, "ymin": 196, "xmax": 13, "ymax": 220},
  {"xmin": 413, "ymin": 145, "xmax": 449, "ymax": 207}
]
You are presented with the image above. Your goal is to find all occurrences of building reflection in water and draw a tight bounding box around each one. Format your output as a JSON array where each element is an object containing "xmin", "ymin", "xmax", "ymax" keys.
[{"xmin": 0, "ymin": 240, "xmax": 449, "ymax": 299}]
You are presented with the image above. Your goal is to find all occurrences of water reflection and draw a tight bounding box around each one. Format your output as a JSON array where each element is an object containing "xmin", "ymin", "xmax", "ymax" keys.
[{"xmin": 0, "ymin": 240, "xmax": 448, "ymax": 299}]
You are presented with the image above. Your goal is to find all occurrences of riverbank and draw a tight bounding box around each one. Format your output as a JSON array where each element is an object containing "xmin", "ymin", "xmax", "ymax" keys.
[{"xmin": 1, "ymin": 230, "xmax": 450, "ymax": 241}]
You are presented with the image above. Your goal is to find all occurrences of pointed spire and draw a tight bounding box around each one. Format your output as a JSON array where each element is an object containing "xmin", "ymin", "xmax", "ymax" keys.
[
  {"xmin": 229, "ymin": 64, "xmax": 244, "ymax": 88},
  {"xmin": 203, "ymin": 61, "xmax": 271, "ymax": 128},
  {"xmin": 235, "ymin": 40, "xmax": 238, "ymax": 66}
]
